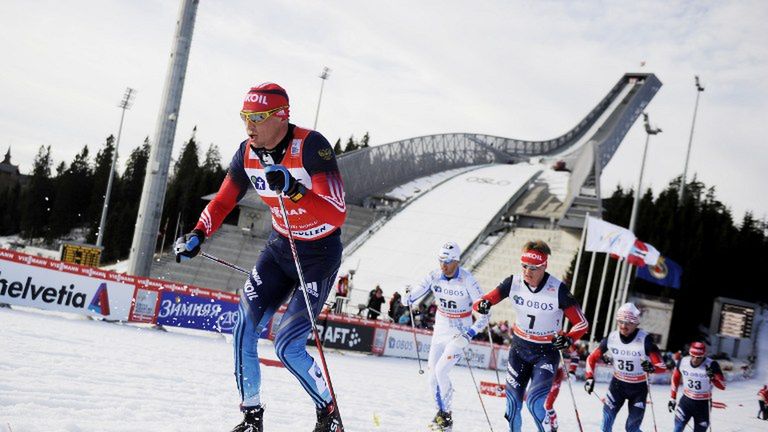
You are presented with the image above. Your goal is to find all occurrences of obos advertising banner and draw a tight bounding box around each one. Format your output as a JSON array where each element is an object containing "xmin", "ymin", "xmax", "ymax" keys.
[
  {"xmin": 382, "ymin": 328, "xmax": 432, "ymax": 360},
  {"xmin": 0, "ymin": 249, "xmax": 134, "ymax": 320},
  {"xmin": 381, "ymin": 327, "xmax": 492, "ymax": 368}
]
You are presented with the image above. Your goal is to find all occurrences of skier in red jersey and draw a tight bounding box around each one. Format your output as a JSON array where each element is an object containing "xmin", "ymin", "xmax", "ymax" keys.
[
  {"xmin": 473, "ymin": 240, "xmax": 588, "ymax": 432},
  {"xmin": 175, "ymin": 82, "xmax": 346, "ymax": 432}
]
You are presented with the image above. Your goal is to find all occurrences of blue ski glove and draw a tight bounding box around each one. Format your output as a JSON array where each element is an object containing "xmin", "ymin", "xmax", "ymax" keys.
[
  {"xmin": 174, "ymin": 229, "xmax": 205, "ymax": 263},
  {"xmin": 265, "ymin": 165, "xmax": 305, "ymax": 202}
]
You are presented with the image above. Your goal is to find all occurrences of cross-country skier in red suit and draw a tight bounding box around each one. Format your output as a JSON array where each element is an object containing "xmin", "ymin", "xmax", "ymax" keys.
[
  {"xmin": 669, "ymin": 342, "xmax": 726, "ymax": 431},
  {"xmin": 759, "ymin": 384, "xmax": 768, "ymax": 420},
  {"xmin": 174, "ymin": 82, "xmax": 346, "ymax": 432},
  {"xmin": 584, "ymin": 303, "xmax": 666, "ymax": 432},
  {"xmin": 473, "ymin": 240, "xmax": 589, "ymax": 432}
]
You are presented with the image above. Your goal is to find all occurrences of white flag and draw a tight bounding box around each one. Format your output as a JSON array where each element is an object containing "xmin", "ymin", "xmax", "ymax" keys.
[{"xmin": 585, "ymin": 216, "xmax": 636, "ymax": 257}]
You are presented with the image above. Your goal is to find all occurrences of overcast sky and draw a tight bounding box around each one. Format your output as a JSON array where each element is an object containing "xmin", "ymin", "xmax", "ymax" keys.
[{"xmin": 2, "ymin": 1, "xmax": 766, "ymax": 222}]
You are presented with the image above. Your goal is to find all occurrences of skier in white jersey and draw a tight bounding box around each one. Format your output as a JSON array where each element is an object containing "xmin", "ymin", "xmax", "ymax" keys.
[
  {"xmin": 402, "ymin": 241, "xmax": 490, "ymax": 431},
  {"xmin": 585, "ymin": 303, "xmax": 666, "ymax": 432},
  {"xmin": 668, "ymin": 342, "xmax": 726, "ymax": 432},
  {"xmin": 473, "ymin": 240, "xmax": 589, "ymax": 432}
]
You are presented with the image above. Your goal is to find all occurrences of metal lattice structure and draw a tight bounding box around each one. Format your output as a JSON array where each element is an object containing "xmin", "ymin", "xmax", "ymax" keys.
[{"xmin": 339, "ymin": 73, "xmax": 661, "ymax": 206}]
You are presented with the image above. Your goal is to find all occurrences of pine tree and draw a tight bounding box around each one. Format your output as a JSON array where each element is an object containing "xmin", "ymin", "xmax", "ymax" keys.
[
  {"xmin": 50, "ymin": 145, "xmax": 93, "ymax": 239},
  {"xmin": 163, "ymin": 131, "xmax": 201, "ymax": 241},
  {"xmin": 0, "ymin": 183, "xmax": 21, "ymax": 235},
  {"xmin": 195, "ymin": 143, "xmax": 228, "ymax": 227},
  {"xmin": 333, "ymin": 138, "xmax": 343, "ymax": 155},
  {"xmin": 343, "ymin": 135, "xmax": 358, "ymax": 153},
  {"xmin": 101, "ymin": 138, "xmax": 150, "ymax": 262},
  {"xmin": 19, "ymin": 146, "xmax": 54, "ymax": 239},
  {"xmin": 360, "ymin": 132, "xmax": 370, "ymax": 148},
  {"xmin": 86, "ymin": 135, "xmax": 116, "ymax": 242}
]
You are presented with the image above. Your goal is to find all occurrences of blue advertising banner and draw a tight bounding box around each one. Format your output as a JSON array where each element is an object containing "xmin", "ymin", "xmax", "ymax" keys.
[{"xmin": 156, "ymin": 291, "xmax": 240, "ymax": 333}]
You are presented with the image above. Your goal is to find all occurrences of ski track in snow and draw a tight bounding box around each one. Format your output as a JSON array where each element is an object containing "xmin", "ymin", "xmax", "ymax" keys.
[{"xmin": 1, "ymin": 307, "xmax": 766, "ymax": 432}]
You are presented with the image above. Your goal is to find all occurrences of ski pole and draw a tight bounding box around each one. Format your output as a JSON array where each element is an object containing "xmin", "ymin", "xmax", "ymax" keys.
[
  {"xmin": 406, "ymin": 302, "xmax": 425, "ymax": 374},
  {"xmin": 591, "ymin": 391, "xmax": 605, "ymax": 405},
  {"xmin": 276, "ymin": 195, "xmax": 343, "ymax": 425},
  {"xmin": 463, "ymin": 349, "xmax": 495, "ymax": 432},
  {"xmin": 645, "ymin": 372, "xmax": 659, "ymax": 432},
  {"xmin": 560, "ymin": 350, "xmax": 584, "ymax": 432},
  {"xmin": 486, "ymin": 326, "xmax": 502, "ymax": 385},
  {"xmin": 707, "ymin": 374, "xmax": 714, "ymax": 432},
  {"xmin": 199, "ymin": 250, "xmax": 337, "ymax": 311},
  {"xmin": 200, "ymin": 251, "xmax": 249, "ymax": 275}
]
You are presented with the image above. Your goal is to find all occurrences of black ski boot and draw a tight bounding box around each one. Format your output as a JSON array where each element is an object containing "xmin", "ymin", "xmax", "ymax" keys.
[
  {"xmin": 231, "ymin": 405, "xmax": 264, "ymax": 432},
  {"xmin": 431, "ymin": 410, "xmax": 453, "ymax": 431},
  {"xmin": 313, "ymin": 402, "xmax": 343, "ymax": 432}
]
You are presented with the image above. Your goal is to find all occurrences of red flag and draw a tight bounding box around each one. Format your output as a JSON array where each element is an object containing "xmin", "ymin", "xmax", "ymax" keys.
[{"xmin": 626, "ymin": 240, "xmax": 661, "ymax": 267}]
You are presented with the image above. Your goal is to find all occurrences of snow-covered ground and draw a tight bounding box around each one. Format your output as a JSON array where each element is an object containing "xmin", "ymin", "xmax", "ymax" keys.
[
  {"xmin": 1, "ymin": 307, "xmax": 766, "ymax": 432},
  {"xmin": 0, "ymin": 235, "xmax": 60, "ymax": 260}
]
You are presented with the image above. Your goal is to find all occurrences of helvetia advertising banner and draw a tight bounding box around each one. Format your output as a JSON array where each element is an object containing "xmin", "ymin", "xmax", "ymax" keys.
[{"xmin": 0, "ymin": 249, "xmax": 135, "ymax": 320}]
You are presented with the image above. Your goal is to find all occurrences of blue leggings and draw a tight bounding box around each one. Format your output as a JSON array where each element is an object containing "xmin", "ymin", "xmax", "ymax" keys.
[
  {"xmin": 673, "ymin": 396, "xmax": 710, "ymax": 432},
  {"xmin": 601, "ymin": 378, "xmax": 648, "ymax": 432},
  {"xmin": 233, "ymin": 232, "xmax": 341, "ymax": 410},
  {"xmin": 504, "ymin": 338, "xmax": 559, "ymax": 432}
]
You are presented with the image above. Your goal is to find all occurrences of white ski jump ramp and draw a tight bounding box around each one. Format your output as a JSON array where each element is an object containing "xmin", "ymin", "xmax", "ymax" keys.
[{"xmin": 342, "ymin": 163, "xmax": 541, "ymax": 305}]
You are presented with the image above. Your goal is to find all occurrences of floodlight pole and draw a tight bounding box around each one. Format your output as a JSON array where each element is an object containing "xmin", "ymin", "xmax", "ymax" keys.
[
  {"xmin": 679, "ymin": 75, "xmax": 705, "ymax": 204},
  {"xmin": 97, "ymin": 87, "xmax": 135, "ymax": 247},
  {"xmin": 313, "ymin": 67, "xmax": 331, "ymax": 130},
  {"xmin": 128, "ymin": 0, "xmax": 198, "ymax": 277},
  {"xmin": 617, "ymin": 112, "xmax": 662, "ymax": 305},
  {"xmin": 628, "ymin": 112, "xmax": 662, "ymax": 235}
]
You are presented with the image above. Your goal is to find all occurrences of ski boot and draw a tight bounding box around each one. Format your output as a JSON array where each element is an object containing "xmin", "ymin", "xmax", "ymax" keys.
[
  {"xmin": 314, "ymin": 402, "xmax": 343, "ymax": 432},
  {"xmin": 231, "ymin": 405, "xmax": 264, "ymax": 432},
  {"xmin": 429, "ymin": 410, "xmax": 453, "ymax": 431},
  {"xmin": 547, "ymin": 409, "xmax": 558, "ymax": 431}
]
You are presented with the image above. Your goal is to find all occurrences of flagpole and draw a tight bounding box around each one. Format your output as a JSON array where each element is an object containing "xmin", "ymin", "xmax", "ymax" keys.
[
  {"xmin": 589, "ymin": 254, "xmax": 610, "ymax": 342},
  {"xmin": 570, "ymin": 212, "xmax": 589, "ymax": 295},
  {"xmin": 616, "ymin": 262, "xmax": 629, "ymax": 308},
  {"xmin": 614, "ymin": 262, "xmax": 631, "ymax": 317},
  {"xmin": 565, "ymin": 213, "xmax": 590, "ymax": 331},
  {"xmin": 589, "ymin": 258, "xmax": 621, "ymax": 342},
  {"xmin": 580, "ymin": 252, "xmax": 597, "ymax": 323},
  {"xmin": 603, "ymin": 258, "xmax": 624, "ymax": 338},
  {"xmin": 621, "ymin": 113, "xmax": 662, "ymax": 300},
  {"xmin": 620, "ymin": 265, "xmax": 638, "ymax": 305}
]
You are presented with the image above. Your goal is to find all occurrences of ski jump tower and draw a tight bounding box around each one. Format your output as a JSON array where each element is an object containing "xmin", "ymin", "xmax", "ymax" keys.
[{"xmin": 338, "ymin": 73, "xmax": 662, "ymax": 228}]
